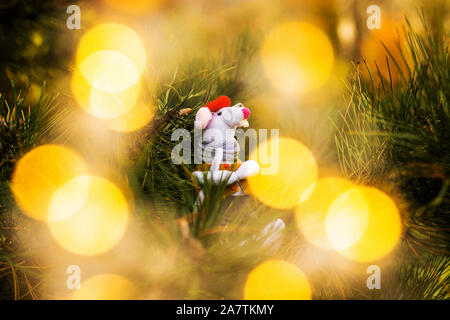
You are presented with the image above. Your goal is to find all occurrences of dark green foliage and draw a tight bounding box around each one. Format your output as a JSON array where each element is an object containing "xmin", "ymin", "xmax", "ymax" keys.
[
  {"xmin": 0, "ymin": 81, "xmax": 65, "ymax": 180},
  {"xmin": 0, "ymin": 0, "xmax": 80, "ymax": 86},
  {"xmin": 392, "ymin": 252, "xmax": 449, "ymax": 299}
]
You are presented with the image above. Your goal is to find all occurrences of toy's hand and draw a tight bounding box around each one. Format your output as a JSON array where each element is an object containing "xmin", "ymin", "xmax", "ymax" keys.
[
  {"xmin": 235, "ymin": 160, "xmax": 260, "ymax": 179},
  {"xmin": 192, "ymin": 170, "xmax": 238, "ymax": 185}
]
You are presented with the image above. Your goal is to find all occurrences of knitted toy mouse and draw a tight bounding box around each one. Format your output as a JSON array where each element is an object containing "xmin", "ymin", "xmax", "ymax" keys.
[{"xmin": 192, "ymin": 96, "xmax": 260, "ymax": 204}]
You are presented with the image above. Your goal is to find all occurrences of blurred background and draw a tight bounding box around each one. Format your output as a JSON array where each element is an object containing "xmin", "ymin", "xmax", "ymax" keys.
[{"xmin": 0, "ymin": 0, "xmax": 449, "ymax": 300}]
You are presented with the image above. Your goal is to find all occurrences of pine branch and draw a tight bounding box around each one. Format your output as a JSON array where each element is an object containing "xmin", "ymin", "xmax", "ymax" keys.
[{"xmin": 335, "ymin": 12, "xmax": 450, "ymax": 253}]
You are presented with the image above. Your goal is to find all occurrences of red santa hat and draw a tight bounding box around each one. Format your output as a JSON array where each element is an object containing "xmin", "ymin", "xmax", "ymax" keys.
[{"xmin": 203, "ymin": 96, "xmax": 231, "ymax": 112}]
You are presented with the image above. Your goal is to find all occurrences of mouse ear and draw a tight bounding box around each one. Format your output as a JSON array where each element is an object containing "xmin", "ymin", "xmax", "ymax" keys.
[{"xmin": 194, "ymin": 107, "xmax": 212, "ymax": 129}]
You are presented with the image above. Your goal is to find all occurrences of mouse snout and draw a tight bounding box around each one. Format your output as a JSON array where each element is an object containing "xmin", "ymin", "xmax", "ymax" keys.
[{"xmin": 242, "ymin": 107, "xmax": 250, "ymax": 119}]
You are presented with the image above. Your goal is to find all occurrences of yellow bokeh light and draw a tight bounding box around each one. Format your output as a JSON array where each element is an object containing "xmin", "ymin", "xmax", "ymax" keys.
[
  {"xmin": 73, "ymin": 23, "xmax": 147, "ymax": 120},
  {"xmin": 261, "ymin": 21, "xmax": 334, "ymax": 95},
  {"xmin": 105, "ymin": 101, "xmax": 154, "ymax": 132},
  {"xmin": 49, "ymin": 176, "xmax": 129, "ymax": 256},
  {"xmin": 71, "ymin": 70, "xmax": 141, "ymax": 119},
  {"xmin": 326, "ymin": 186, "xmax": 402, "ymax": 262},
  {"xmin": 325, "ymin": 187, "xmax": 370, "ymax": 251},
  {"xmin": 11, "ymin": 145, "xmax": 88, "ymax": 222},
  {"xmin": 244, "ymin": 260, "xmax": 311, "ymax": 300},
  {"xmin": 79, "ymin": 50, "xmax": 140, "ymax": 92},
  {"xmin": 248, "ymin": 137, "xmax": 318, "ymax": 209},
  {"xmin": 76, "ymin": 23, "xmax": 146, "ymax": 76},
  {"xmin": 296, "ymin": 177, "xmax": 353, "ymax": 250},
  {"xmin": 72, "ymin": 274, "xmax": 137, "ymax": 300}
]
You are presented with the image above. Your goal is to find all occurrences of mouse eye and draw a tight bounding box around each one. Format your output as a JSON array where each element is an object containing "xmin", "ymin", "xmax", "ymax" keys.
[{"xmin": 218, "ymin": 112, "xmax": 222, "ymax": 116}]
